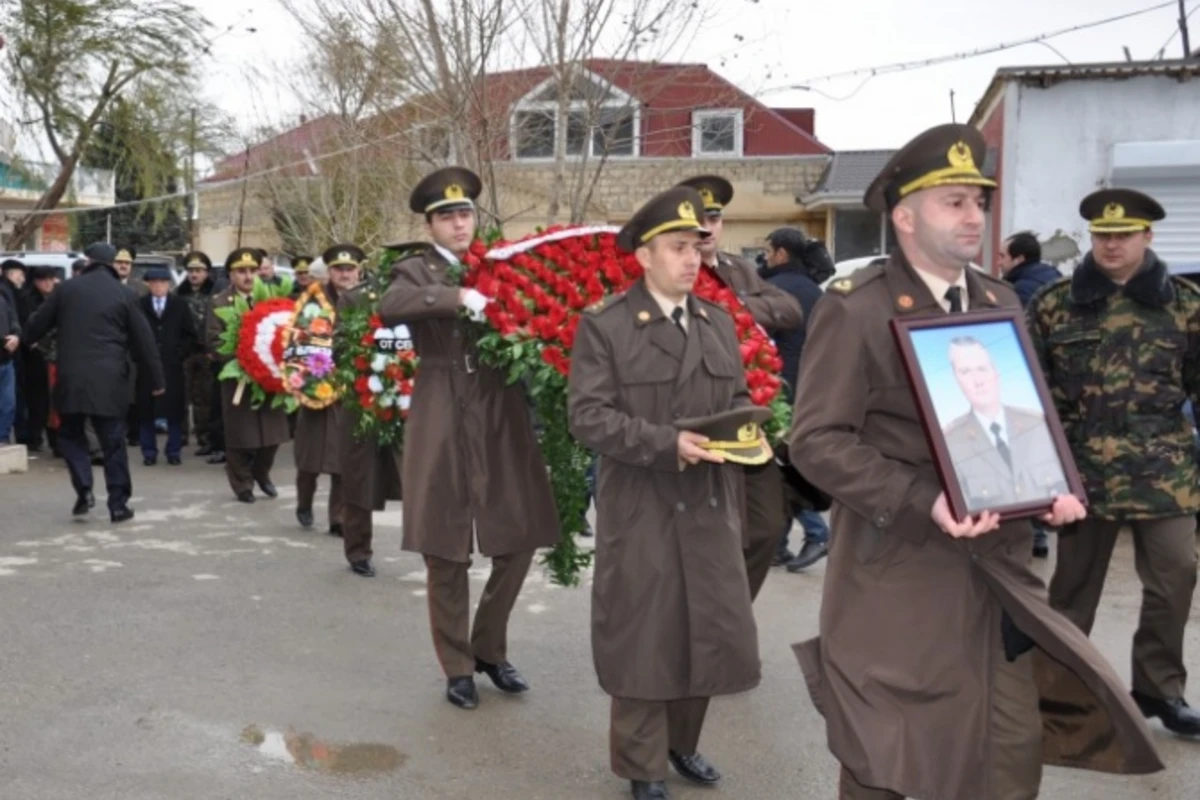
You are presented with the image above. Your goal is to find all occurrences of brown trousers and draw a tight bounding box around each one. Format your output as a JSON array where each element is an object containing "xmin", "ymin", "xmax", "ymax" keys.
[
  {"xmin": 341, "ymin": 504, "xmax": 374, "ymax": 564},
  {"xmin": 1050, "ymin": 515, "xmax": 1198, "ymax": 699},
  {"xmin": 839, "ymin": 635, "xmax": 1042, "ymax": 799},
  {"xmin": 610, "ymin": 697, "xmax": 710, "ymax": 781},
  {"xmin": 182, "ymin": 353, "xmax": 212, "ymax": 445},
  {"xmin": 224, "ymin": 445, "xmax": 279, "ymax": 495},
  {"xmin": 424, "ymin": 550, "xmax": 535, "ymax": 678},
  {"xmin": 296, "ymin": 471, "xmax": 344, "ymax": 530},
  {"xmin": 744, "ymin": 462, "xmax": 788, "ymax": 600}
]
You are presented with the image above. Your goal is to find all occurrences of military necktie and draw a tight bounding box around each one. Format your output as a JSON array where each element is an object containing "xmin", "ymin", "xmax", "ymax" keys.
[
  {"xmin": 671, "ymin": 306, "xmax": 686, "ymax": 337},
  {"xmin": 944, "ymin": 286, "xmax": 964, "ymax": 313},
  {"xmin": 990, "ymin": 422, "xmax": 1013, "ymax": 471}
]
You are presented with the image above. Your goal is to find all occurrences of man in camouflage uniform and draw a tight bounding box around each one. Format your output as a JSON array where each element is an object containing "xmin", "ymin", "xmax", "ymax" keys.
[
  {"xmin": 1030, "ymin": 187, "xmax": 1200, "ymax": 737},
  {"xmin": 176, "ymin": 251, "xmax": 220, "ymax": 454}
]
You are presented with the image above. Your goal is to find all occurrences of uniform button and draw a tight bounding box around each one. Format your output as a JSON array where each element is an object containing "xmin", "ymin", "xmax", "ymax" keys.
[
  {"xmin": 708, "ymin": 497, "xmax": 718, "ymax": 508},
  {"xmin": 675, "ymin": 502, "xmax": 686, "ymax": 512},
  {"xmin": 875, "ymin": 514, "xmax": 889, "ymax": 527},
  {"xmin": 424, "ymin": 294, "xmax": 436, "ymax": 305}
]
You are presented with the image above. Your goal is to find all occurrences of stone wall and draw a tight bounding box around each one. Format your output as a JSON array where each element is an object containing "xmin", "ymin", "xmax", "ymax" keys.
[{"xmin": 195, "ymin": 155, "xmax": 830, "ymax": 260}]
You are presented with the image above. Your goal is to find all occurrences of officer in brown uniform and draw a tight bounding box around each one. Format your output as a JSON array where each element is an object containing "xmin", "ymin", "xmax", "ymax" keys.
[
  {"xmin": 291, "ymin": 255, "xmax": 314, "ymax": 298},
  {"xmin": 207, "ymin": 248, "xmax": 291, "ymax": 503},
  {"xmin": 293, "ymin": 245, "xmax": 363, "ymax": 559},
  {"xmin": 569, "ymin": 186, "xmax": 762, "ymax": 800},
  {"xmin": 333, "ymin": 275, "xmax": 405, "ymax": 579},
  {"xmin": 676, "ymin": 175, "xmax": 802, "ymax": 600},
  {"xmin": 789, "ymin": 124, "xmax": 1163, "ymax": 799},
  {"xmin": 379, "ymin": 167, "xmax": 560, "ymax": 709}
]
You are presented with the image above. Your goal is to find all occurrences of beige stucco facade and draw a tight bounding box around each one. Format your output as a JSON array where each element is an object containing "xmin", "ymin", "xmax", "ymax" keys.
[{"xmin": 195, "ymin": 155, "xmax": 829, "ymax": 260}]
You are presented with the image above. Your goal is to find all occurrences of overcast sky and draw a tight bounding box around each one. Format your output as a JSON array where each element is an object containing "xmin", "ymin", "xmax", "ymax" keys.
[{"xmin": 194, "ymin": 0, "xmax": 1199, "ymax": 157}]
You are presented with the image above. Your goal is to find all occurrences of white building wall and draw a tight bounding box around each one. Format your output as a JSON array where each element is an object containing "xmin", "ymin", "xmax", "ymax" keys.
[{"xmin": 1003, "ymin": 76, "xmax": 1200, "ymax": 268}]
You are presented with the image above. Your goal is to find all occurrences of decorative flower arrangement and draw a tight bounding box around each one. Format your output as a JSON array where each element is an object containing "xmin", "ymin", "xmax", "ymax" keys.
[
  {"xmin": 332, "ymin": 262, "xmax": 417, "ymax": 447},
  {"xmin": 214, "ymin": 277, "xmax": 299, "ymax": 411},
  {"xmin": 281, "ymin": 283, "xmax": 340, "ymax": 410}
]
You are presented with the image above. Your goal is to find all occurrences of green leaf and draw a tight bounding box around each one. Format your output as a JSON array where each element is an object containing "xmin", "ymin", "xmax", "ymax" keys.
[
  {"xmin": 218, "ymin": 360, "xmax": 244, "ymax": 381},
  {"xmin": 279, "ymin": 277, "xmax": 295, "ymax": 297},
  {"xmin": 233, "ymin": 295, "xmax": 250, "ymax": 314},
  {"xmin": 214, "ymin": 306, "xmax": 237, "ymax": 323},
  {"xmin": 251, "ymin": 278, "xmax": 270, "ymax": 302}
]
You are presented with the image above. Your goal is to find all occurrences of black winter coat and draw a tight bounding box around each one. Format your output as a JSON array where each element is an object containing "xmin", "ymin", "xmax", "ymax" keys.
[
  {"xmin": 23, "ymin": 264, "xmax": 163, "ymax": 418},
  {"xmin": 758, "ymin": 259, "xmax": 823, "ymax": 402},
  {"xmin": 136, "ymin": 294, "xmax": 198, "ymax": 420}
]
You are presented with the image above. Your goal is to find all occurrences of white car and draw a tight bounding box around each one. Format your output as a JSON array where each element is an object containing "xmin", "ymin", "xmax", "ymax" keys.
[{"xmin": 821, "ymin": 255, "xmax": 987, "ymax": 290}]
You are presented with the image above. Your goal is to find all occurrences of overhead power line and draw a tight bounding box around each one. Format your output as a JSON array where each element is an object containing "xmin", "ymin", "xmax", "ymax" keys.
[{"xmin": 762, "ymin": 0, "xmax": 1179, "ymax": 93}]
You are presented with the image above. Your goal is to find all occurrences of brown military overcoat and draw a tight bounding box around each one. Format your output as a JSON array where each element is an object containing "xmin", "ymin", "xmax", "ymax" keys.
[
  {"xmin": 378, "ymin": 244, "xmax": 559, "ymax": 562},
  {"xmin": 336, "ymin": 284, "xmax": 403, "ymax": 510},
  {"xmin": 206, "ymin": 286, "xmax": 290, "ymax": 450},
  {"xmin": 788, "ymin": 252, "xmax": 1162, "ymax": 799},
  {"xmin": 713, "ymin": 251, "xmax": 803, "ymax": 330},
  {"xmin": 568, "ymin": 280, "xmax": 761, "ymax": 701},
  {"xmin": 294, "ymin": 281, "xmax": 344, "ymax": 476}
]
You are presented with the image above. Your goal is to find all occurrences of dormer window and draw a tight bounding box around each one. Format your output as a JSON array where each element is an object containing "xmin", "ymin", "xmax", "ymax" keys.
[
  {"xmin": 511, "ymin": 72, "xmax": 639, "ymax": 160},
  {"xmin": 693, "ymin": 109, "xmax": 744, "ymax": 157}
]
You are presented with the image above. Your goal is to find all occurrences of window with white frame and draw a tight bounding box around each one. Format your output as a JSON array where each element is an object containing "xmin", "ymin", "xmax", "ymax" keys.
[
  {"xmin": 511, "ymin": 72, "xmax": 639, "ymax": 160},
  {"xmin": 693, "ymin": 109, "xmax": 743, "ymax": 157}
]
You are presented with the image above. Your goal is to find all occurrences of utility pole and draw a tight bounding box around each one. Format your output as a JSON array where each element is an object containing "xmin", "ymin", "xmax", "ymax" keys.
[
  {"xmin": 235, "ymin": 145, "xmax": 250, "ymax": 248},
  {"xmin": 949, "ymin": 89, "xmax": 957, "ymax": 123},
  {"xmin": 187, "ymin": 107, "xmax": 196, "ymax": 249},
  {"xmin": 1180, "ymin": 0, "xmax": 1192, "ymax": 59}
]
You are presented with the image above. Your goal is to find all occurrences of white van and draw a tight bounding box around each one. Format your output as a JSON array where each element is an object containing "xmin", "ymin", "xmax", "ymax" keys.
[{"xmin": 0, "ymin": 251, "xmax": 86, "ymax": 282}]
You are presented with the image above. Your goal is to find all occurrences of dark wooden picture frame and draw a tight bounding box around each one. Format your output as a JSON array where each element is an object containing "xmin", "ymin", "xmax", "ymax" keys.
[{"xmin": 890, "ymin": 308, "xmax": 1085, "ymax": 522}]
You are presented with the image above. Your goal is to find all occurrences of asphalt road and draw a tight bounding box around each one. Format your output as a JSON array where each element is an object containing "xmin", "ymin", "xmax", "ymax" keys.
[{"xmin": 1, "ymin": 445, "xmax": 1198, "ymax": 799}]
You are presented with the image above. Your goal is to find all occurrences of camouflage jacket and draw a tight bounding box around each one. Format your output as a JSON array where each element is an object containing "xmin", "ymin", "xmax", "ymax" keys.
[
  {"xmin": 1028, "ymin": 251, "xmax": 1200, "ymax": 520},
  {"xmin": 175, "ymin": 278, "xmax": 219, "ymax": 351}
]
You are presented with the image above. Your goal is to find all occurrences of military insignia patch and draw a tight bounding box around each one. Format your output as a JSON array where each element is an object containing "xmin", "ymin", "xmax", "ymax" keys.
[
  {"xmin": 829, "ymin": 278, "xmax": 854, "ymax": 294},
  {"xmin": 636, "ymin": 310, "xmax": 651, "ymax": 322}
]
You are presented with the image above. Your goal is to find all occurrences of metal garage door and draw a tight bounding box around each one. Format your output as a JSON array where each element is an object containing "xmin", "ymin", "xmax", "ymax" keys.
[{"xmin": 1112, "ymin": 141, "xmax": 1200, "ymax": 270}]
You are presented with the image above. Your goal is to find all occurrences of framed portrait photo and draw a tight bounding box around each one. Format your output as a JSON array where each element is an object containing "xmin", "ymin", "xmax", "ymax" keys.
[{"xmin": 890, "ymin": 309, "xmax": 1085, "ymax": 522}]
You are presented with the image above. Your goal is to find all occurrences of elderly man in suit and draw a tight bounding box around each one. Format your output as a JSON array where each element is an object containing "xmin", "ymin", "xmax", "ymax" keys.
[
  {"xmin": 22, "ymin": 243, "xmax": 164, "ymax": 522},
  {"xmin": 941, "ymin": 335, "xmax": 1068, "ymax": 512},
  {"xmin": 137, "ymin": 268, "xmax": 199, "ymax": 466}
]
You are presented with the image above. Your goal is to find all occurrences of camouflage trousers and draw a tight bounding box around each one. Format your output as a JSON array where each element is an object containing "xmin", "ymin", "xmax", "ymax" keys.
[{"xmin": 183, "ymin": 353, "xmax": 213, "ymax": 446}]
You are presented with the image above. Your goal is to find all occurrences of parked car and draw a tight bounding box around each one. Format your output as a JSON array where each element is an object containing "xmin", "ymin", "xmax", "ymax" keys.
[
  {"xmin": 0, "ymin": 251, "xmax": 85, "ymax": 281},
  {"xmin": 132, "ymin": 253, "xmax": 183, "ymax": 287}
]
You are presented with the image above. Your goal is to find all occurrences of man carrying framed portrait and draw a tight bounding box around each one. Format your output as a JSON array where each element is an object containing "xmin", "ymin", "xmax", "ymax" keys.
[
  {"xmin": 786, "ymin": 123, "xmax": 1162, "ymax": 799},
  {"xmin": 1030, "ymin": 188, "xmax": 1200, "ymax": 738}
]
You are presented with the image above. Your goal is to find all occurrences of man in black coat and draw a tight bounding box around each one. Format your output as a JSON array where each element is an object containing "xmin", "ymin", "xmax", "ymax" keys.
[
  {"xmin": 176, "ymin": 251, "xmax": 222, "ymax": 455},
  {"xmin": 997, "ymin": 230, "xmax": 1062, "ymax": 558},
  {"xmin": 759, "ymin": 227, "xmax": 831, "ymax": 571},
  {"xmin": 0, "ymin": 259, "xmax": 26, "ymax": 445},
  {"xmin": 18, "ymin": 267, "xmax": 58, "ymax": 453},
  {"xmin": 23, "ymin": 243, "xmax": 165, "ymax": 522},
  {"xmin": 137, "ymin": 268, "xmax": 198, "ymax": 466}
]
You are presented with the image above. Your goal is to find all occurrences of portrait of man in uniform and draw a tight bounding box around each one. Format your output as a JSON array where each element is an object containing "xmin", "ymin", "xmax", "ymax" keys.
[{"xmin": 898, "ymin": 314, "xmax": 1078, "ymax": 519}]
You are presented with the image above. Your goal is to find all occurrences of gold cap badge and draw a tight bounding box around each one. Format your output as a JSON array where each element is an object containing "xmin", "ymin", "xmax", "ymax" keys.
[
  {"xmin": 445, "ymin": 183, "xmax": 465, "ymax": 201},
  {"xmin": 1103, "ymin": 202, "xmax": 1125, "ymax": 220},
  {"xmin": 338, "ymin": 251, "xmax": 352, "ymax": 263},
  {"xmin": 947, "ymin": 141, "xmax": 975, "ymax": 170},
  {"xmin": 678, "ymin": 201, "xmax": 697, "ymax": 222},
  {"xmin": 737, "ymin": 423, "xmax": 758, "ymax": 443},
  {"xmin": 699, "ymin": 187, "xmax": 715, "ymax": 206},
  {"xmin": 115, "ymin": 249, "xmax": 132, "ymax": 262}
]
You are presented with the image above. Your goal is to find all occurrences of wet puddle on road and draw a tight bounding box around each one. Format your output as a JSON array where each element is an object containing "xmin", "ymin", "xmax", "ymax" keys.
[{"xmin": 241, "ymin": 724, "xmax": 405, "ymax": 776}]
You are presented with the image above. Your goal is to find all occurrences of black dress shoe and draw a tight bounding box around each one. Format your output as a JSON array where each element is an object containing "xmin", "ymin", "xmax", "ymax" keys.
[
  {"xmin": 110, "ymin": 507, "xmax": 135, "ymax": 524},
  {"xmin": 143, "ymin": 456, "xmax": 157, "ymax": 466},
  {"xmin": 167, "ymin": 456, "xmax": 181, "ymax": 466},
  {"xmin": 350, "ymin": 560, "xmax": 376, "ymax": 577},
  {"xmin": 72, "ymin": 491, "xmax": 95, "ymax": 516},
  {"xmin": 475, "ymin": 659, "xmax": 529, "ymax": 693},
  {"xmin": 1132, "ymin": 691, "xmax": 1200, "ymax": 736},
  {"xmin": 787, "ymin": 540, "xmax": 829, "ymax": 572},
  {"xmin": 195, "ymin": 444, "xmax": 214, "ymax": 457},
  {"xmin": 446, "ymin": 676, "xmax": 479, "ymax": 709},
  {"xmin": 206, "ymin": 451, "xmax": 226, "ymax": 464},
  {"xmin": 630, "ymin": 780, "xmax": 669, "ymax": 799},
  {"xmin": 328, "ymin": 523, "xmax": 343, "ymax": 538},
  {"xmin": 772, "ymin": 548, "xmax": 795, "ymax": 567},
  {"xmin": 236, "ymin": 490, "xmax": 256, "ymax": 504},
  {"xmin": 668, "ymin": 750, "xmax": 721, "ymax": 785},
  {"xmin": 257, "ymin": 480, "xmax": 278, "ymax": 498},
  {"xmin": 296, "ymin": 508, "xmax": 314, "ymax": 528}
]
